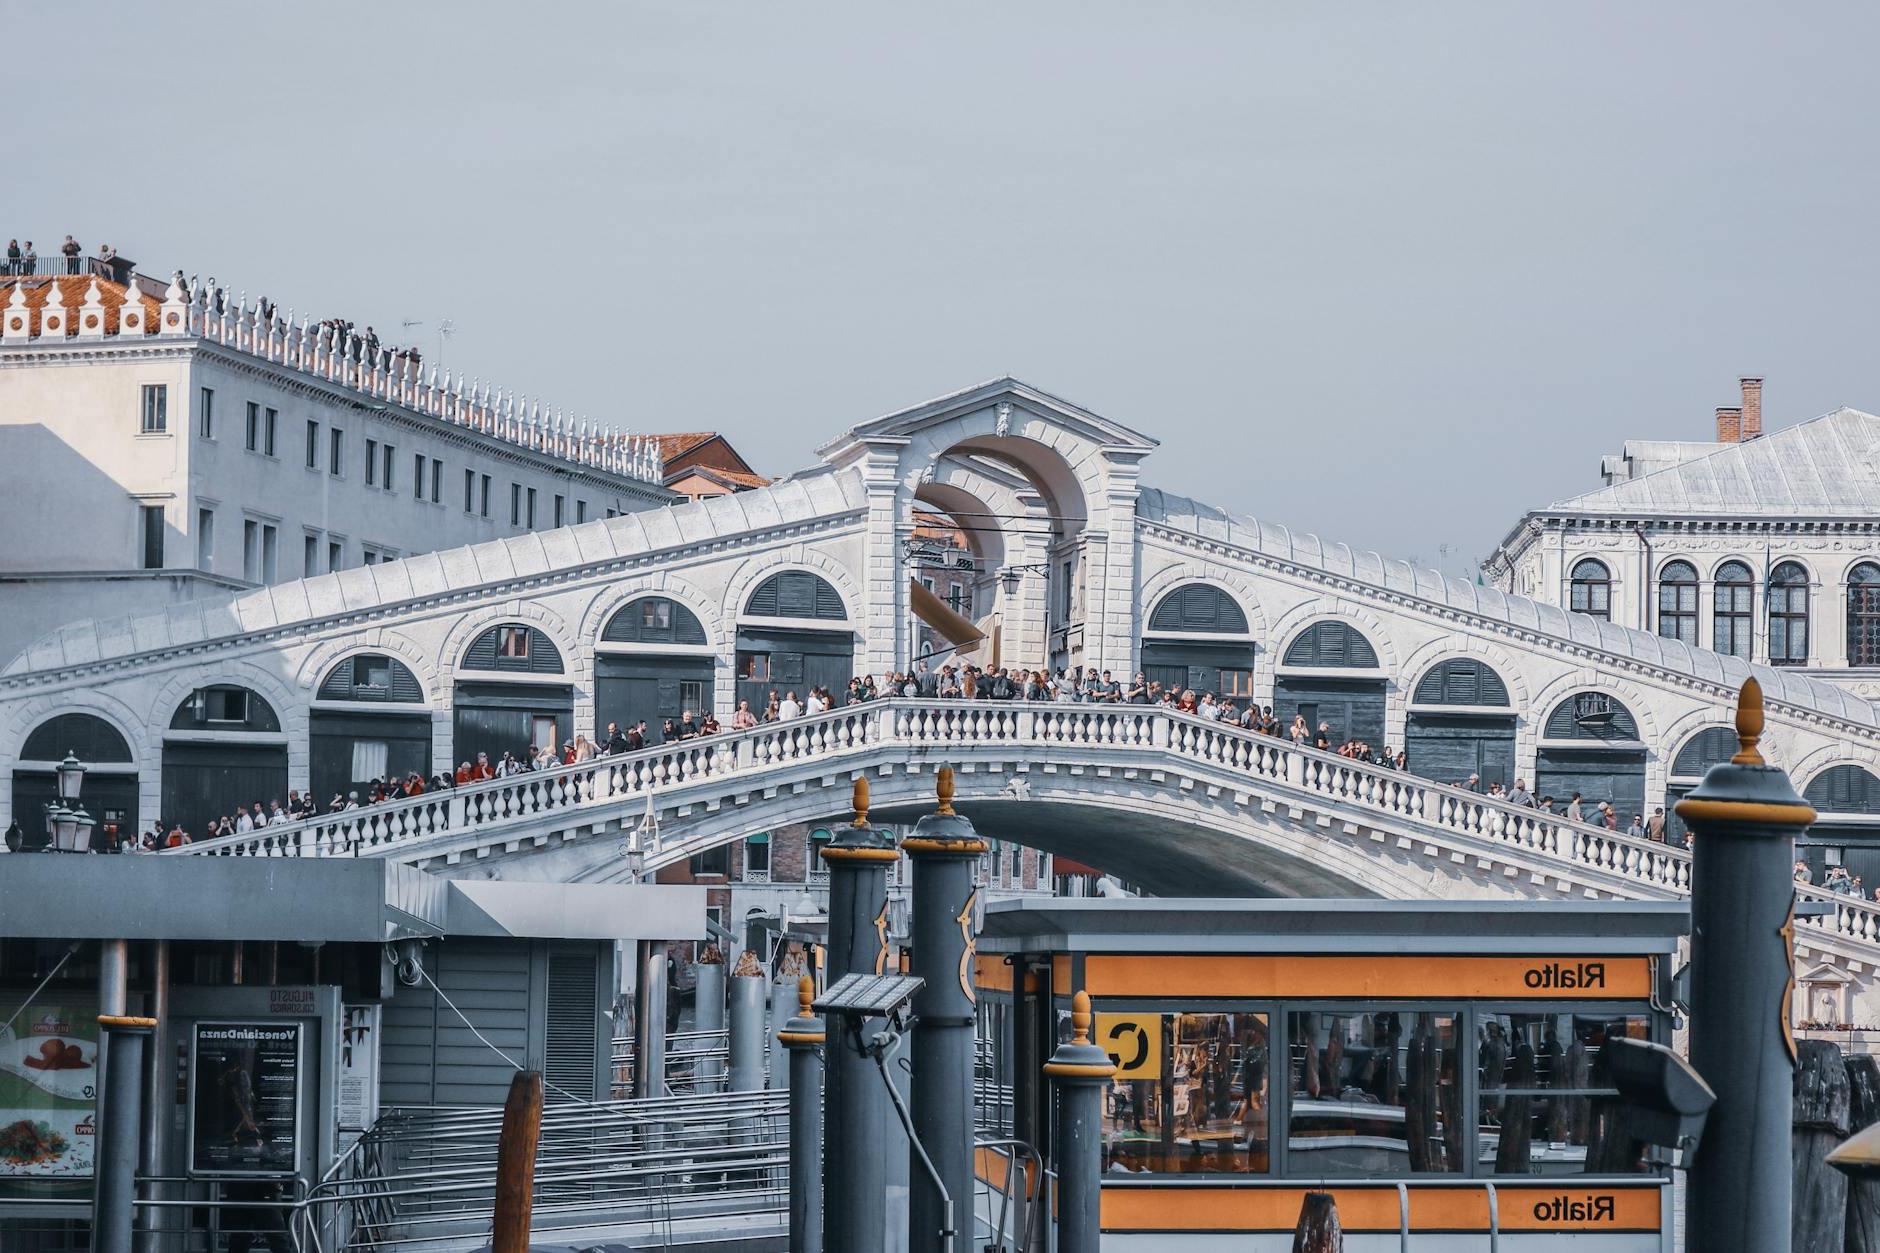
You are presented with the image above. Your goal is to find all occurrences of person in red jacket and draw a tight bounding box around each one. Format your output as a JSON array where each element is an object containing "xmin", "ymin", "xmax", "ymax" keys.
[
  {"xmin": 455, "ymin": 761, "xmax": 473, "ymax": 785},
  {"xmin": 472, "ymin": 752, "xmax": 496, "ymax": 780}
]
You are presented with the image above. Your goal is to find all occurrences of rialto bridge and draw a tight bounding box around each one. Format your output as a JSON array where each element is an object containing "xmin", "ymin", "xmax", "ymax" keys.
[{"xmin": 7, "ymin": 377, "xmax": 1880, "ymax": 1006}]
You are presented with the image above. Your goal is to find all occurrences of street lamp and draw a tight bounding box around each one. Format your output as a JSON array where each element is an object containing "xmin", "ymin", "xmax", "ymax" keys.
[{"xmin": 44, "ymin": 751, "xmax": 91, "ymax": 852}]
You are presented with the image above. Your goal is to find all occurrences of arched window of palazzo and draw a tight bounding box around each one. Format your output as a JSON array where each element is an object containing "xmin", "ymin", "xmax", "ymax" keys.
[
  {"xmin": 1847, "ymin": 563, "xmax": 1880, "ymax": 667},
  {"xmin": 1713, "ymin": 561, "xmax": 1753, "ymax": 659},
  {"xmin": 1768, "ymin": 562, "xmax": 1810, "ymax": 667},
  {"xmin": 1655, "ymin": 561, "xmax": 1698, "ymax": 646},
  {"xmin": 1569, "ymin": 559, "xmax": 1611, "ymax": 620}
]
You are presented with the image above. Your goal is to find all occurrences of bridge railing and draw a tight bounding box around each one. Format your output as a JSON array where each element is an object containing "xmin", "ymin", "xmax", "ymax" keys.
[{"xmin": 161, "ymin": 697, "xmax": 1879, "ymax": 951}]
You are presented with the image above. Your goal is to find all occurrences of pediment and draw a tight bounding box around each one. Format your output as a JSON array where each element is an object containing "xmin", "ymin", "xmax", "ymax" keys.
[{"xmin": 819, "ymin": 376, "xmax": 1159, "ymax": 463}]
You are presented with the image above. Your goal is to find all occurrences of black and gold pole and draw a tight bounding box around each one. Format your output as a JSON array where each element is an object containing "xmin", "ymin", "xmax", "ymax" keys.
[
  {"xmin": 1675, "ymin": 678, "xmax": 1815, "ymax": 1253},
  {"xmin": 777, "ymin": 976, "xmax": 827, "ymax": 1253},
  {"xmin": 820, "ymin": 778, "xmax": 900, "ymax": 1253},
  {"xmin": 1044, "ymin": 990, "xmax": 1116, "ymax": 1253},
  {"xmin": 902, "ymin": 766, "xmax": 987, "ymax": 1253},
  {"xmin": 92, "ymin": 1014, "xmax": 157, "ymax": 1252}
]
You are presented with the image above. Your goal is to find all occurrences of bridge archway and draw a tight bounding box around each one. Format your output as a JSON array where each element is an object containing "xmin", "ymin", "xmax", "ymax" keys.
[
  {"xmin": 1403, "ymin": 658, "xmax": 1515, "ymax": 790},
  {"xmin": 1535, "ymin": 690, "xmax": 1646, "ymax": 822},
  {"xmin": 595, "ymin": 596, "xmax": 715, "ymax": 739},
  {"xmin": 1141, "ymin": 583, "xmax": 1258, "ymax": 703},
  {"xmin": 735, "ymin": 572, "xmax": 855, "ymax": 713},
  {"xmin": 1664, "ymin": 725, "xmax": 1737, "ymax": 843},
  {"xmin": 12, "ymin": 712, "xmax": 137, "ymax": 851},
  {"xmin": 453, "ymin": 624, "xmax": 573, "ymax": 771},
  {"xmin": 1273, "ymin": 620, "xmax": 1387, "ymax": 749},
  {"xmin": 163, "ymin": 684, "xmax": 287, "ymax": 839},
  {"xmin": 310, "ymin": 653, "xmax": 432, "ymax": 807},
  {"xmin": 1802, "ymin": 765, "xmax": 1880, "ymax": 884}
]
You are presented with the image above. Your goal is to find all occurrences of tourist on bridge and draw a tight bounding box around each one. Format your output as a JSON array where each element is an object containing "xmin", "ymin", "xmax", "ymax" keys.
[
  {"xmin": 1507, "ymin": 778, "xmax": 1534, "ymax": 806},
  {"xmin": 1645, "ymin": 808, "xmax": 1666, "ymax": 841},
  {"xmin": 1565, "ymin": 792, "xmax": 1584, "ymax": 822},
  {"xmin": 604, "ymin": 722, "xmax": 629, "ymax": 754},
  {"xmin": 778, "ymin": 691, "xmax": 803, "ymax": 720}
]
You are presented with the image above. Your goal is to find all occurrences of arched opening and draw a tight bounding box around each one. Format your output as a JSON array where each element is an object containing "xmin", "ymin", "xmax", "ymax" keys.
[
  {"xmin": 1802, "ymin": 765, "xmax": 1880, "ymax": 886},
  {"xmin": 1403, "ymin": 659, "xmax": 1515, "ymax": 790},
  {"xmin": 1534, "ymin": 691, "xmax": 1645, "ymax": 823},
  {"xmin": 1769, "ymin": 561, "xmax": 1810, "ymax": 666},
  {"xmin": 1713, "ymin": 561, "xmax": 1753, "ymax": 658},
  {"xmin": 13, "ymin": 713, "xmax": 137, "ymax": 851},
  {"xmin": 1273, "ymin": 622, "xmax": 1385, "ymax": 749},
  {"xmin": 1140, "ymin": 584, "xmax": 1256, "ymax": 704},
  {"xmin": 1569, "ymin": 559, "xmax": 1611, "ymax": 620},
  {"xmin": 1664, "ymin": 725, "xmax": 1737, "ymax": 844},
  {"xmin": 1656, "ymin": 561, "xmax": 1698, "ymax": 646},
  {"xmin": 1848, "ymin": 563, "xmax": 1880, "ymax": 667},
  {"xmin": 310, "ymin": 654, "xmax": 432, "ymax": 806},
  {"xmin": 596, "ymin": 597, "xmax": 715, "ymax": 741},
  {"xmin": 162, "ymin": 685, "xmax": 288, "ymax": 839},
  {"xmin": 452, "ymin": 625, "xmax": 572, "ymax": 771},
  {"xmin": 735, "ymin": 573, "xmax": 854, "ymax": 714}
]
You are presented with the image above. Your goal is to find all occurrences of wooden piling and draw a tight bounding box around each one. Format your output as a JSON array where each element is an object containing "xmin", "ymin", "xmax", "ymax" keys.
[
  {"xmin": 1292, "ymin": 1191, "xmax": 1343, "ymax": 1252},
  {"xmin": 1845, "ymin": 1053, "xmax": 1880, "ymax": 1253},
  {"xmin": 1795, "ymin": 1040, "xmax": 1851, "ymax": 1253},
  {"xmin": 492, "ymin": 1070, "xmax": 545, "ymax": 1253}
]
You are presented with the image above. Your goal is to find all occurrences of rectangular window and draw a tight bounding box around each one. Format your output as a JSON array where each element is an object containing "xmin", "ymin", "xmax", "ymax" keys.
[
  {"xmin": 1286, "ymin": 1010, "xmax": 1461, "ymax": 1175},
  {"xmin": 354, "ymin": 655, "xmax": 392, "ymax": 689},
  {"xmin": 204, "ymin": 687, "xmax": 249, "ymax": 723},
  {"xmin": 526, "ymin": 488, "xmax": 537, "ymax": 528},
  {"xmin": 196, "ymin": 507, "xmax": 213, "ymax": 570},
  {"xmin": 1058, "ymin": 560, "xmax": 1074, "ymax": 623},
  {"xmin": 464, "ymin": 468, "xmax": 476, "ymax": 512},
  {"xmin": 745, "ymin": 833, "xmax": 771, "ymax": 876},
  {"xmin": 365, "ymin": 438, "xmax": 378, "ymax": 485},
  {"xmin": 480, "ymin": 475, "xmax": 492, "ymax": 518},
  {"xmin": 263, "ymin": 407, "xmax": 277, "ymax": 456},
  {"xmin": 606, "ymin": 508, "xmax": 619, "ymax": 519},
  {"xmin": 328, "ymin": 539, "xmax": 343, "ymax": 571},
  {"xmin": 350, "ymin": 739, "xmax": 389, "ymax": 782},
  {"xmin": 553, "ymin": 495, "xmax": 565, "ymax": 528},
  {"xmin": 1220, "ymin": 668, "xmax": 1255, "ymax": 698},
  {"xmin": 198, "ymin": 387, "xmax": 215, "ymax": 438},
  {"xmin": 261, "ymin": 524, "xmax": 278, "ymax": 582},
  {"xmin": 305, "ymin": 419, "xmax": 320, "ymax": 469},
  {"xmin": 576, "ymin": 500, "xmax": 587, "ymax": 524},
  {"xmin": 679, "ymin": 681, "xmax": 705, "ymax": 716},
  {"xmin": 498, "ymin": 626, "xmax": 531, "ymax": 660},
  {"xmin": 413, "ymin": 452, "xmax": 425, "ymax": 499},
  {"xmin": 139, "ymin": 384, "xmax": 168, "ymax": 434},
  {"xmin": 246, "ymin": 401, "xmax": 260, "ymax": 451},
  {"xmin": 243, "ymin": 519, "xmax": 259, "ymax": 581},
  {"xmin": 1476, "ymin": 1012, "xmax": 1651, "ymax": 1175},
  {"xmin": 531, "ymin": 715, "xmax": 558, "ymax": 753},
  {"xmin": 1098, "ymin": 1012, "xmax": 1270, "ymax": 1175},
  {"xmin": 140, "ymin": 504, "xmax": 164, "ymax": 568},
  {"xmin": 382, "ymin": 443, "xmax": 394, "ymax": 490},
  {"xmin": 430, "ymin": 457, "xmax": 442, "ymax": 503},
  {"xmin": 330, "ymin": 427, "xmax": 344, "ymax": 476},
  {"xmin": 303, "ymin": 532, "xmax": 318, "ymax": 575},
  {"xmin": 643, "ymin": 600, "xmax": 673, "ymax": 630},
  {"xmin": 737, "ymin": 652, "xmax": 771, "ymax": 682},
  {"xmin": 510, "ymin": 483, "xmax": 522, "ymax": 525}
]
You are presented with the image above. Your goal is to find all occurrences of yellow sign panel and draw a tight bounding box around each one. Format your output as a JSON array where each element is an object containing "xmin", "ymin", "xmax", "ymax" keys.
[{"xmin": 1095, "ymin": 1013, "xmax": 1162, "ymax": 1080}]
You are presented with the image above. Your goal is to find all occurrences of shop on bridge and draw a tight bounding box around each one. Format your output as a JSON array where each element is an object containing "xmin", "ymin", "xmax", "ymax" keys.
[
  {"xmin": 1534, "ymin": 690, "xmax": 1647, "ymax": 821},
  {"xmin": 1663, "ymin": 725, "xmax": 1737, "ymax": 844},
  {"xmin": 451, "ymin": 624, "xmax": 573, "ymax": 769},
  {"xmin": 734, "ymin": 572, "xmax": 854, "ymax": 713},
  {"xmin": 162, "ymin": 685, "xmax": 290, "ymax": 838},
  {"xmin": 1402, "ymin": 658, "xmax": 1516, "ymax": 790},
  {"xmin": 1271, "ymin": 620, "xmax": 1386, "ymax": 748},
  {"xmin": 10, "ymin": 712, "xmax": 139, "ymax": 851},
  {"xmin": 1801, "ymin": 765, "xmax": 1880, "ymax": 885},
  {"xmin": 1139, "ymin": 583, "xmax": 1256, "ymax": 701},
  {"xmin": 595, "ymin": 596, "xmax": 716, "ymax": 738},
  {"xmin": 309, "ymin": 653, "xmax": 433, "ymax": 804}
]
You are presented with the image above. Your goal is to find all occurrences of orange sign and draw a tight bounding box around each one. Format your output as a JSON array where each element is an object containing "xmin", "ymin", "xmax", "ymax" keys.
[{"xmin": 1084, "ymin": 955, "xmax": 1651, "ymax": 1000}]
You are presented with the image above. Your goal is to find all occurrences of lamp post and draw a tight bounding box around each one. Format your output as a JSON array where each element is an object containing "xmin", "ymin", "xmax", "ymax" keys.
[{"xmin": 45, "ymin": 751, "xmax": 92, "ymax": 852}]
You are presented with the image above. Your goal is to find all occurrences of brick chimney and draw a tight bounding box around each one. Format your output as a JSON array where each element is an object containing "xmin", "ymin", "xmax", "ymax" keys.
[
  {"xmin": 1740, "ymin": 376, "xmax": 1763, "ymax": 440},
  {"xmin": 1716, "ymin": 406, "xmax": 1742, "ymax": 443}
]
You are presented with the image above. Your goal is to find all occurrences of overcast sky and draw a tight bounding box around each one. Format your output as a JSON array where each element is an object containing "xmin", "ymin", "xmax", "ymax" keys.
[{"xmin": 18, "ymin": 2, "xmax": 1879, "ymax": 574}]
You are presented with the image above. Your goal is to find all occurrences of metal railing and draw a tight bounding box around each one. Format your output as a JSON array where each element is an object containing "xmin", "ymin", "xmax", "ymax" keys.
[
  {"xmin": 611, "ymin": 1027, "xmax": 733, "ymax": 1097},
  {"xmin": 298, "ymin": 1088, "xmax": 788, "ymax": 1251},
  {"xmin": 160, "ymin": 695, "xmax": 1880, "ymax": 961}
]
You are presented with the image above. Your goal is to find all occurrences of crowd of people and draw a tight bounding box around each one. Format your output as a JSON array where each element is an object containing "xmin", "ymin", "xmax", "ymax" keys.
[
  {"xmin": 3, "ymin": 235, "xmax": 90, "ymax": 276},
  {"xmin": 1797, "ymin": 858, "xmax": 1880, "ymax": 902}
]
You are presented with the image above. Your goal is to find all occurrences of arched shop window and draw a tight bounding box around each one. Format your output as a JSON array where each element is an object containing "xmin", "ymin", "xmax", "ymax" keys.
[
  {"xmin": 1569, "ymin": 559, "xmax": 1611, "ymax": 620},
  {"xmin": 1143, "ymin": 584, "xmax": 1255, "ymax": 699},
  {"xmin": 1713, "ymin": 561, "xmax": 1753, "ymax": 658},
  {"xmin": 1656, "ymin": 561, "xmax": 1698, "ymax": 646},
  {"xmin": 1281, "ymin": 621, "xmax": 1378, "ymax": 668},
  {"xmin": 462, "ymin": 624, "xmax": 565, "ymax": 674}
]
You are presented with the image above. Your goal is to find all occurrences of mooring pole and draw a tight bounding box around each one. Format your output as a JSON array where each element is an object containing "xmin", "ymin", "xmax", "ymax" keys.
[
  {"xmin": 820, "ymin": 777, "xmax": 900, "ymax": 1253},
  {"xmin": 1675, "ymin": 679, "xmax": 1814, "ymax": 1253},
  {"xmin": 92, "ymin": 1014, "xmax": 155, "ymax": 1253},
  {"xmin": 491, "ymin": 1070, "xmax": 544, "ymax": 1253},
  {"xmin": 779, "ymin": 976, "xmax": 827, "ymax": 1253},
  {"xmin": 1044, "ymin": 991, "xmax": 1115, "ymax": 1253},
  {"xmin": 903, "ymin": 766, "xmax": 985, "ymax": 1253}
]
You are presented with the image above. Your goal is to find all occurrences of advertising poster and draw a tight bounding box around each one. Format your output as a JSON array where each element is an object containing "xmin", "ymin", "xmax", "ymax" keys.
[
  {"xmin": 335, "ymin": 1004, "xmax": 380, "ymax": 1150},
  {"xmin": 189, "ymin": 1021, "xmax": 302, "ymax": 1176},
  {"xmin": 0, "ymin": 1002, "xmax": 98, "ymax": 1179}
]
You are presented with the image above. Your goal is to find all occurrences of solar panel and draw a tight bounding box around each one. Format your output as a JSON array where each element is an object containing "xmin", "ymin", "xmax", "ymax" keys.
[{"xmin": 813, "ymin": 972, "xmax": 925, "ymax": 1016}]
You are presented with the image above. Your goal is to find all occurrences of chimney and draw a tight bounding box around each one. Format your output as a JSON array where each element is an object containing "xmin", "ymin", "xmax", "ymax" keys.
[
  {"xmin": 1740, "ymin": 377, "xmax": 1763, "ymax": 440},
  {"xmin": 1716, "ymin": 406, "xmax": 1742, "ymax": 443}
]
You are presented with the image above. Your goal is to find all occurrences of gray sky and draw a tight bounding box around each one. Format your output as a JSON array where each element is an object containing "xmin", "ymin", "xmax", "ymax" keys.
[{"xmin": 18, "ymin": 1, "xmax": 1879, "ymax": 574}]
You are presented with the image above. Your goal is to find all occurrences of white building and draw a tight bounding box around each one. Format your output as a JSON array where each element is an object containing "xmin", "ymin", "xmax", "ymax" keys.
[
  {"xmin": 1484, "ymin": 377, "xmax": 1880, "ymax": 691},
  {"xmin": 0, "ymin": 265, "xmax": 675, "ymax": 666}
]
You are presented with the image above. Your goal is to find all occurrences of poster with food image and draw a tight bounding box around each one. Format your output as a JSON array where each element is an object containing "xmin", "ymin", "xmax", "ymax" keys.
[{"xmin": 0, "ymin": 1003, "xmax": 97, "ymax": 1177}]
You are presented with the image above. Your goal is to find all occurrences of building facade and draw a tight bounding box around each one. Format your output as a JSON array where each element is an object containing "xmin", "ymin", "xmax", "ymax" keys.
[{"xmin": 0, "ymin": 266, "xmax": 676, "ymax": 666}]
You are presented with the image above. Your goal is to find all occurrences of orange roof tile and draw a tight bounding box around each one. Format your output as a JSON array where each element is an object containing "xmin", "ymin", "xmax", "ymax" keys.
[{"xmin": 0, "ymin": 275, "xmax": 160, "ymax": 339}]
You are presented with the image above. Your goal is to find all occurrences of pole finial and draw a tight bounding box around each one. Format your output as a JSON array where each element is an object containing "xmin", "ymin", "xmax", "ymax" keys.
[
  {"xmin": 851, "ymin": 776, "xmax": 870, "ymax": 827},
  {"xmin": 797, "ymin": 975, "xmax": 815, "ymax": 1017},
  {"xmin": 1733, "ymin": 677, "xmax": 1766, "ymax": 766},
  {"xmin": 1070, "ymin": 989, "xmax": 1092, "ymax": 1045},
  {"xmin": 936, "ymin": 765, "xmax": 955, "ymax": 815}
]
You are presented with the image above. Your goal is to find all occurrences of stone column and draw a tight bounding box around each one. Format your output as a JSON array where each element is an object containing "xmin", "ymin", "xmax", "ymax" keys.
[
  {"xmin": 1675, "ymin": 679, "xmax": 1815, "ymax": 1253},
  {"xmin": 1045, "ymin": 991, "xmax": 1115, "ymax": 1253},
  {"xmin": 901, "ymin": 767, "xmax": 986, "ymax": 1253},
  {"xmin": 819, "ymin": 779, "xmax": 900, "ymax": 1253}
]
